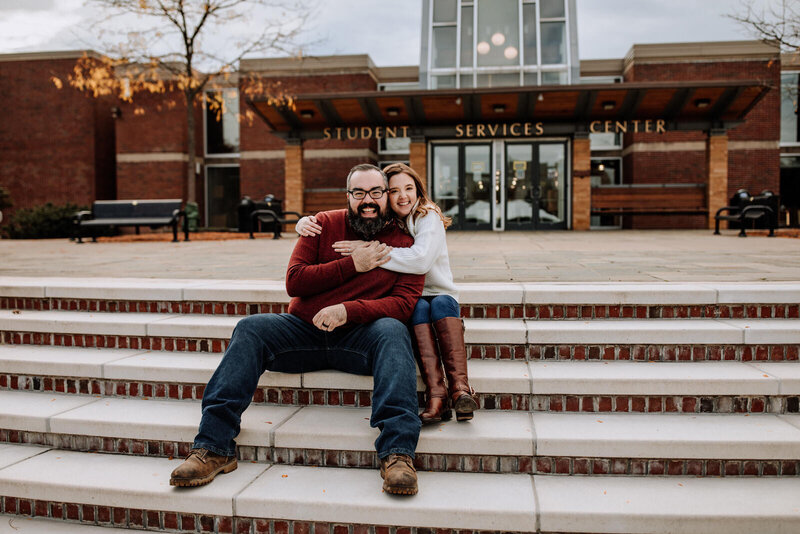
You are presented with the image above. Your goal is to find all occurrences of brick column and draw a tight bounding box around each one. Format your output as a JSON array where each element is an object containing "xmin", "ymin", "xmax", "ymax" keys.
[
  {"xmin": 571, "ymin": 134, "xmax": 592, "ymax": 231},
  {"xmin": 706, "ymin": 130, "xmax": 728, "ymax": 229},
  {"xmin": 409, "ymin": 138, "xmax": 427, "ymax": 185},
  {"xmin": 284, "ymin": 140, "xmax": 304, "ymax": 215}
]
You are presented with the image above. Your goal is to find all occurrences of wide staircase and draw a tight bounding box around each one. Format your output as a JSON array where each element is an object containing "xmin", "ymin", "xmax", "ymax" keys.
[{"xmin": 0, "ymin": 277, "xmax": 799, "ymax": 533}]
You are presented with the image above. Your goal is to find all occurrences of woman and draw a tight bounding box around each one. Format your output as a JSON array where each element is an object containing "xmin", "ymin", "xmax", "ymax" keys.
[{"xmin": 296, "ymin": 163, "xmax": 478, "ymax": 424}]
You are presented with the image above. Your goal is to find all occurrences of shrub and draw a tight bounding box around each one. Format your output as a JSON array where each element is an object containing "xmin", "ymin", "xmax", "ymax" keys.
[{"xmin": 4, "ymin": 202, "xmax": 87, "ymax": 239}]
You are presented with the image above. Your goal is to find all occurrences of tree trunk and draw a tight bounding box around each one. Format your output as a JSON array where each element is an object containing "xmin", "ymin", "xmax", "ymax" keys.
[{"xmin": 186, "ymin": 91, "xmax": 197, "ymax": 203}]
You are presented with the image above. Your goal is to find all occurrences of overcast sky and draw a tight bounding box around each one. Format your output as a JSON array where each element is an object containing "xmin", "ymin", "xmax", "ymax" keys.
[{"xmin": 0, "ymin": 0, "xmax": 775, "ymax": 66}]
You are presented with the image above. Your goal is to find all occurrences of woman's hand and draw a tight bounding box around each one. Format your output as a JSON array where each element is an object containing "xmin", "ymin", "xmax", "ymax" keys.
[
  {"xmin": 295, "ymin": 215, "xmax": 322, "ymax": 237},
  {"xmin": 351, "ymin": 241, "xmax": 392, "ymax": 272},
  {"xmin": 332, "ymin": 240, "xmax": 367, "ymax": 255}
]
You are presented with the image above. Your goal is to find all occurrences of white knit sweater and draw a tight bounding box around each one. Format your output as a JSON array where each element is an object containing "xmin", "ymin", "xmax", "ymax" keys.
[{"xmin": 381, "ymin": 205, "xmax": 459, "ymax": 300}]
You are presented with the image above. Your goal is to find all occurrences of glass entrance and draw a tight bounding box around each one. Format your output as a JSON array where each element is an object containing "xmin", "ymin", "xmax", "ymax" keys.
[
  {"xmin": 504, "ymin": 141, "xmax": 567, "ymax": 229},
  {"xmin": 431, "ymin": 140, "xmax": 567, "ymax": 230},
  {"xmin": 432, "ymin": 143, "xmax": 492, "ymax": 230}
]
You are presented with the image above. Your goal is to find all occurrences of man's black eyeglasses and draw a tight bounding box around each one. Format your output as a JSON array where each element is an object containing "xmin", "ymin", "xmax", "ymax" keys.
[{"xmin": 347, "ymin": 187, "xmax": 387, "ymax": 200}]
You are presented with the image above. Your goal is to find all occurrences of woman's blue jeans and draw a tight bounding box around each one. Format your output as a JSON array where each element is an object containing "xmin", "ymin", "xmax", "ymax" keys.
[
  {"xmin": 411, "ymin": 294, "xmax": 460, "ymax": 325},
  {"xmin": 193, "ymin": 313, "xmax": 421, "ymax": 459}
]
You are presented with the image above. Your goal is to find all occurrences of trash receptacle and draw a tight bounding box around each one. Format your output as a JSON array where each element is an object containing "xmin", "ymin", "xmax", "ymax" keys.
[
  {"xmin": 185, "ymin": 201, "xmax": 199, "ymax": 232},
  {"xmin": 237, "ymin": 196, "xmax": 254, "ymax": 233},
  {"xmin": 251, "ymin": 195, "xmax": 284, "ymax": 235}
]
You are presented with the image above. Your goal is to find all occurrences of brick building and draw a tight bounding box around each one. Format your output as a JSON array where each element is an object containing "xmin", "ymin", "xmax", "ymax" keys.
[{"xmin": 1, "ymin": 0, "xmax": 796, "ymax": 231}]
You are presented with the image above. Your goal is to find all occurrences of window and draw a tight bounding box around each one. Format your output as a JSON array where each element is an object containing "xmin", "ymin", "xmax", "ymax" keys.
[
  {"xmin": 433, "ymin": 26, "xmax": 458, "ymax": 68},
  {"xmin": 424, "ymin": 0, "xmax": 573, "ymax": 88},
  {"xmin": 205, "ymin": 89, "xmax": 240, "ymax": 155},
  {"xmin": 432, "ymin": 0, "xmax": 458, "ymax": 69},
  {"xmin": 781, "ymin": 72, "xmax": 800, "ymax": 145},
  {"xmin": 522, "ymin": 3, "xmax": 537, "ymax": 65},
  {"xmin": 476, "ymin": 0, "xmax": 520, "ymax": 67},
  {"xmin": 540, "ymin": 22, "xmax": 566, "ymax": 64}
]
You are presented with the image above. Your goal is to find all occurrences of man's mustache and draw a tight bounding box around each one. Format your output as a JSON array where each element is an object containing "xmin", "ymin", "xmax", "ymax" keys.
[{"xmin": 358, "ymin": 203, "xmax": 380, "ymax": 214}]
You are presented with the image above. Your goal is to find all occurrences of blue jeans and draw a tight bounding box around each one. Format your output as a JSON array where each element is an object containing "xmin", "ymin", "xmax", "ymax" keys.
[
  {"xmin": 411, "ymin": 294, "xmax": 460, "ymax": 325},
  {"xmin": 193, "ymin": 313, "xmax": 420, "ymax": 459}
]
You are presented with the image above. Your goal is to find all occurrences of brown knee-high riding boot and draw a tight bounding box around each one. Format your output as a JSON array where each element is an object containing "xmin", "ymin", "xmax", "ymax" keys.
[
  {"xmin": 433, "ymin": 317, "xmax": 478, "ymax": 421},
  {"xmin": 412, "ymin": 322, "xmax": 452, "ymax": 424}
]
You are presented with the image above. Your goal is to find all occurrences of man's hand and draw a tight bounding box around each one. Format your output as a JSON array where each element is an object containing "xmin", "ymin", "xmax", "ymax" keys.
[
  {"xmin": 313, "ymin": 304, "xmax": 347, "ymax": 331},
  {"xmin": 296, "ymin": 215, "xmax": 322, "ymax": 237},
  {"xmin": 332, "ymin": 240, "xmax": 366, "ymax": 255},
  {"xmin": 351, "ymin": 241, "xmax": 392, "ymax": 272}
]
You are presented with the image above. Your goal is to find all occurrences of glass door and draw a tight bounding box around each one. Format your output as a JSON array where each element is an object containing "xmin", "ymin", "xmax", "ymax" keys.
[
  {"xmin": 206, "ymin": 165, "xmax": 240, "ymax": 229},
  {"xmin": 504, "ymin": 141, "xmax": 567, "ymax": 230},
  {"xmin": 432, "ymin": 143, "xmax": 493, "ymax": 230},
  {"xmin": 463, "ymin": 144, "xmax": 492, "ymax": 230}
]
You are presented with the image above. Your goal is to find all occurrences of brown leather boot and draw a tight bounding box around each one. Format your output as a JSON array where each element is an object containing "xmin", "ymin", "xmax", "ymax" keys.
[
  {"xmin": 379, "ymin": 454, "xmax": 418, "ymax": 495},
  {"xmin": 412, "ymin": 323, "xmax": 451, "ymax": 424},
  {"xmin": 433, "ymin": 317, "xmax": 478, "ymax": 421},
  {"xmin": 169, "ymin": 448, "xmax": 237, "ymax": 487}
]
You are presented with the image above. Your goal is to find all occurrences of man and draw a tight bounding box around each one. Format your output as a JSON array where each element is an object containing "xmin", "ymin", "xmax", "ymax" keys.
[{"xmin": 170, "ymin": 164, "xmax": 425, "ymax": 495}]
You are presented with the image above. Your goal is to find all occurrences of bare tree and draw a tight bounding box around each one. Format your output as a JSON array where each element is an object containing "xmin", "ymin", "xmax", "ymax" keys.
[
  {"xmin": 729, "ymin": 0, "xmax": 800, "ymax": 52},
  {"xmin": 55, "ymin": 0, "xmax": 313, "ymax": 203}
]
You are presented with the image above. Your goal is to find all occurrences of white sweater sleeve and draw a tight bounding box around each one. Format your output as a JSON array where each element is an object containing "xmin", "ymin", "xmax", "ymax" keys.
[{"xmin": 381, "ymin": 212, "xmax": 444, "ymax": 275}]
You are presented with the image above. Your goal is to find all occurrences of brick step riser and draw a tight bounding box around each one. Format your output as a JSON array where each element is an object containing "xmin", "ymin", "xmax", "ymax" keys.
[
  {"xmin": 0, "ymin": 501, "xmax": 508, "ymax": 534},
  {"xmin": 3, "ymin": 297, "xmax": 799, "ymax": 320},
  {"xmin": 3, "ymin": 331, "xmax": 799, "ymax": 361},
  {"xmin": 2, "ymin": 430, "xmax": 797, "ymax": 478},
  {"xmin": 2, "ymin": 375, "xmax": 798, "ymax": 414}
]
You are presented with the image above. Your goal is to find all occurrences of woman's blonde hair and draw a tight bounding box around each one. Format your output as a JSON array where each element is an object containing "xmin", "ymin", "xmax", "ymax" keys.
[{"xmin": 383, "ymin": 163, "xmax": 452, "ymax": 229}]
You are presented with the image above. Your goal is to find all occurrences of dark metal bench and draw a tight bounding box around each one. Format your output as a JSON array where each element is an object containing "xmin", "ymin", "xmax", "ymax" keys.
[
  {"xmin": 249, "ymin": 208, "xmax": 303, "ymax": 240},
  {"xmin": 74, "ymin": 199, "xmax": 188, "ymax": 243},
  {"xmin": 714, "ymin": 190, "xmax": 778, "ymax": 237}
]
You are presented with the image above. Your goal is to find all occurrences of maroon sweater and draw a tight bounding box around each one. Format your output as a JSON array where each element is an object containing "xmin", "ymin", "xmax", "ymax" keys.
[{"xmin": 286, "ymin": 209, "xmax": 424, "ymax": 325}]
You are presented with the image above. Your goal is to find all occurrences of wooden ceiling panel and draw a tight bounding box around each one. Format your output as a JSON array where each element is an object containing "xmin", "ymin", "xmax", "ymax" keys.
[
  {"xmin": 722, "ymin": 86, "xmax": 764, "ymax": 118},
  {"xmin": 419, "ymin": 95, "xmax": 464, "ymax": 121},
  {"xmin": 374, "ymin": 96, "xmax": 410, "ymax": 122},
  {"xmin": 679, "ymin": 87, "xmax": 726, "ymax": 119},
  {"xmin": 331, "ymin": 98, "xmax": 369, "ymax": 123},
  {"xmin": 479, "ymin": 93, "xmax": 518, "ymax": 118},
  {"xmin": 536, "ymin": 91, "xmax": 580, "ymax": 117},
  {"xmin": 590, "ymin": 89, "xmax": 629, "ymax": 118},
  {"xmin": 252, "ymin": 102, "xmax": 290, "ymax": 129},
  {"xmin": 637, "ymin": 89, "xmax": 678, "ymax": 116},
  {"xmin": 292, "ymin": 101, "xmax": 328, "ymax": 128}
]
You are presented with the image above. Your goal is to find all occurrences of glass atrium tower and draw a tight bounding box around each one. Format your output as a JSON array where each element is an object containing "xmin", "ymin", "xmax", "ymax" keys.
[{"xmin": 419, "ymin": 0, "xmax": 580, "ymax": 89}]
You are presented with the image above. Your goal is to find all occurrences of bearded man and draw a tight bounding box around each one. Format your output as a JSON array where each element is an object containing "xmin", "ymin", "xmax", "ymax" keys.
[{"xmin": 170, "ymin": 163, "xmax": 424, "ymax": 495}]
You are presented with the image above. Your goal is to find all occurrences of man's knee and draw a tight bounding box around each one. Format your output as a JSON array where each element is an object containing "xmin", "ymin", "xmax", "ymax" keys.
[
  {"xmin": 371, "ymin": 317, "xmax": 411, "ymax": 342},
  {"xmin": 231, "ymin": 314, "xmax": 281, "ymax": 342}
]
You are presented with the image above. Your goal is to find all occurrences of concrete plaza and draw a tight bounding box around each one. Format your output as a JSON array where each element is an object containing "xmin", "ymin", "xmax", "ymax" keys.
[{"xmin": 1, "ymin": 230, "xmax": 798, "ymax": 282}]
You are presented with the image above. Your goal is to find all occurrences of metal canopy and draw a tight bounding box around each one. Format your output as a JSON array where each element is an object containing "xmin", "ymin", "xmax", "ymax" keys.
[{"xmin": 247, "ymin": 80, "xmax": 770, "ymax": 140}]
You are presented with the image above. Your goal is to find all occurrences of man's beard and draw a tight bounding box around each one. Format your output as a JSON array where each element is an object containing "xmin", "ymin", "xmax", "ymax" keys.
[{"xmin": 347, "ymin": 202, "xmax": 391, "ymax": 240}]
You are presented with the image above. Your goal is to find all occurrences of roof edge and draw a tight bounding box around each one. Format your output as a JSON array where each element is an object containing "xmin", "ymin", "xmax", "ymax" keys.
[{"xmin": 0, "ymin": 50, "xmax": 102, "ymax": 63}]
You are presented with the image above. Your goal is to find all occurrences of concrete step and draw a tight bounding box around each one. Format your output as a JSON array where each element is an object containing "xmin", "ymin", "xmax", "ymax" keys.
[
  {"xmin": 1, "ymin": 444, "xmax": 799, "ymax": 533},
  {"xmin": 0, "ymin": 345, "xmax": 529, "ymax": 408},
  {"xmin": 2, "ymin": 277, "xmax": 799, "ymax": 320},
  {"xmin": 2, "ymin": 345, "xmax": 800, "ymax": 414},
  {"xmin": 2, "ymin": 309, "xmax": 799, "ymax": 362},
  {"xmin": 2, "ymin": 390, "xmax": 800, "ymax": 476}
]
